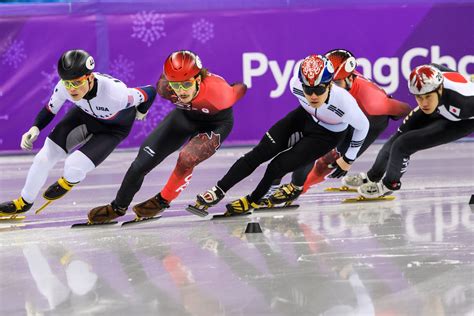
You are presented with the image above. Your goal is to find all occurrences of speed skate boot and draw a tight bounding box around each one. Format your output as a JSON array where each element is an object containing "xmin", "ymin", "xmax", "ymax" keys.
[
  {"xmin": 262, "ymin": 184, "xmax": 280, "ymax": 199},
  {"xmin": 186, "ymin": 186, "xmax": 225, "ymax": 217},
  {"xmin": 88, "ymin": 200, "xmax": 127, "ymax": 224},
  {"xmin": 341, "ymin": 172, "xmax": 370, "ymax": 189},
  {"xmin": 357, "ymin": 181, "xmax": 393, "ymax": 199},
  {"xmin": 36, "ymin": 177, "xmax": 77, "ymax": 214},
  {"xmin": 133, "ymin": 192, "xmax": 170, "ymax": 219},
  {"xmin": 0, "ymin": 197, "xmax": 33, "ymax": 218},
  {"xmin": 225, "ymin": 195, "xmax": 272, "ymax": 217},
  {"xmin": 269, "ymin": 183, "xmax": 303, "ymax": 206}
]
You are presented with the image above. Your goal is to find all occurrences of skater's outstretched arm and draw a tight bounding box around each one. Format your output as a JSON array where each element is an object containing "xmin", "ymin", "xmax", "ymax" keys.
[
  {"xmin": 328, "ymin": 94, "xmax": 369, "ymax": 179},
  {"xmin": 129, "ymin": 85, "xmax": 157, "ymax": 120}
]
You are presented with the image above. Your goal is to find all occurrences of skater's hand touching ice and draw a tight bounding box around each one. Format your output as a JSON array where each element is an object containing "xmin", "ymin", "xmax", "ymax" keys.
[
  {"xmin": 20, "ymin": 126, "xmax": 40, "ymax": 151},
  {"xmin": 328, "ymin": 156, "xmax": 352, "ymax": 178},
  {"xmin": 135, "ymin": 110, "xmax": 148, "ymax": 121}
]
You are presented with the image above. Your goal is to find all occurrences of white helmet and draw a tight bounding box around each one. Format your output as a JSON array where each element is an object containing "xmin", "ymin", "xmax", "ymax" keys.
[{"xmin": 408, "ymin": 65, "xmax": 443, "ymax": 95}]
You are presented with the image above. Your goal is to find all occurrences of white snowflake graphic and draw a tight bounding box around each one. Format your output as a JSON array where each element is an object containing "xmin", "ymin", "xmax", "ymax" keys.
[
  {"xmin": 132, "ymin": 98, "xmax": 174, "ymax": 141},
  {"xmin": 40, "ymin": 64, "xmax": 61, "ymax": 103},
  {"xmin": 131, "ymin": 11, "xmax": 166, "ymax": 47},
  {"xmin": 109, "ymin": 55, "xmax": 135, "ymax": 83},
  {"xmin": 1, "ymin": 37, "xmax": 27, "ymax": 69},
  {"xmin": 192, "ymin": 18, "xmax": 214, "ymax": 44}
]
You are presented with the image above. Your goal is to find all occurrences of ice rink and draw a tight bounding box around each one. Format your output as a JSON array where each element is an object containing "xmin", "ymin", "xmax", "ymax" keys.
[{"xmin": 0, "ymin": 142, "xmax": 473, "ymax": 316}]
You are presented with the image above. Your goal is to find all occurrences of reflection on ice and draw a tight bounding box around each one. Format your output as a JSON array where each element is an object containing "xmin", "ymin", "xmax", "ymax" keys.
[{"xmin": 0, "ymin": 144, "xmax": 472, "ymax": 315}]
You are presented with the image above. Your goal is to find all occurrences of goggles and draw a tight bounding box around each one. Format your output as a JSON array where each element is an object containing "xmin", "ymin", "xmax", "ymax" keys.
[
  {"xmin": 302, "ymin": 83, "xmax": 329, "ymax": 96},
  {"xmin": 169, "ymin": 78, "xmax": 197, "ymax": 91},
  {"xmin": 62, "ymin": 75, "xmax": 90, "ymax": 89}
]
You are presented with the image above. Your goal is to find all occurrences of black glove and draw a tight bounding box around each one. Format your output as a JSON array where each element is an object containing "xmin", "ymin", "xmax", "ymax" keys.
[
  {"xmin": 327, "ymin": 164, "xmax": 347, "ymax": 178},
  {"xmin": 328, "ymin": 156, "xmax": 353, "ymax": 179}
]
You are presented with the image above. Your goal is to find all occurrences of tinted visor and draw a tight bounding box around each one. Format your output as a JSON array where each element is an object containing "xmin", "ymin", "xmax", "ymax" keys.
[
  {"xmin": 302, "ymin": 83, "xmax": 329, "ymax": 96},
  {"xmin": 169, "ymin": 79, "xmax": 196, "ymax": 91}
]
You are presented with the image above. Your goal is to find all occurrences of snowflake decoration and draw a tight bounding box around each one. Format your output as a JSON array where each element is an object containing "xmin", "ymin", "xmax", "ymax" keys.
[
  {"xmin": 109, "ymin": 55, "xmax": 135, "ymax": 84},
  {"xmin": 1, "ymin": 37, "xmax": 27, "ymax": 69},
  {"xmin": 192, "ymin": 19, "xmax": 214, "ymax": 44},
  {"xmin": 132, "ymin": 98, "xmax": 174, "ymax": 141},
  {"xmin": 131, "ymin": 11, "xmax": 166, "ymax": 47},
  {"xmin": 41, "ymin": 64, "xmax": 60, "ymax": 103}
]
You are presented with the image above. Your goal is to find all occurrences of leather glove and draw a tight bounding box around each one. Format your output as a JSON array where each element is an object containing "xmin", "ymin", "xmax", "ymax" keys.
[{"xmin": 20, "ymin": 126, "xmax": 40, "ymax": 151}]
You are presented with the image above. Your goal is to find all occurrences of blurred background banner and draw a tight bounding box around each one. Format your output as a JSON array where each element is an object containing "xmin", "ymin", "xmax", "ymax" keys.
[{"xmin": 1, "ymin": 0, "xmax": 473, "ymax": 151}]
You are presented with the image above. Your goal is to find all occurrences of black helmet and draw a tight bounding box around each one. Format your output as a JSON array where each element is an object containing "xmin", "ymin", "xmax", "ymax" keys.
[{"xmin": 57, "ymin": 49, "xmax": 95, "ymax": 80}]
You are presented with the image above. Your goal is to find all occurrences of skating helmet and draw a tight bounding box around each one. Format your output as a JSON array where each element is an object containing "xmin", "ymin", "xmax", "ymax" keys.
[
  {"xmin": 325, "ymin": 49, "xmax": 357, "ymax": 80},
  {"xmin": 298, "ymin": 54, "xmax": 334, "ymax": 86},
  {"xmin": 58, "ymin": 50, "xmax": 95, "ymax": 80},
  {"xmin": 408, "ymin": 65, "xmax": 444, "ymax": 95},
  {"xmin": 163, "ymin": 50, "xmax": 202, "ymax": 82}
]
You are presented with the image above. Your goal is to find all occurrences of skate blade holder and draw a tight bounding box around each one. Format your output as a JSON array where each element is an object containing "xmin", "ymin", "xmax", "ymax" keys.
[
  {"xmin": 343, "ymin": 195, "xmax": 395, "ymax": 203},
  {"xmin": 185, "ymin": 205, "xmax": 209, "ymax": 217},
  {"xmin": 121, "ymin": 215, "xmax": 162, "ymax": 227},
  {"xmin": 324, "ymin": 186, "xmax": 357, "ymax": 192},
  {"xmin": 71, "ymin": 221, "xmax": 118, "ymax": 228},
  {"xmin": 254, "ymin": 204, "xmax": 299, "ymax": 211},
  {"xmin": 0, "ymin": 215, "xmax": 26, "ymax": 222},
  {"xmin": 212, "ymin": 211, "xmax": 251, "ymax": 220},
  {"xmin": 35, "ymin": 200, "xmax": 53, "ymax": 214}
]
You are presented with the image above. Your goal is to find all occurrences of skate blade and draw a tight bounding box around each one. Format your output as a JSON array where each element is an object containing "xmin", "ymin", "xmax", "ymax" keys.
[
  {"xmin": 71, "ymin": 221, "xmax": 118, "ymax": 228},
  {"xmin": 121, "ymin": 215, "xmax": 162, "ymax": 227},
  {"xmin": 35, "ymin": 201, "xmax": 53, "ymax": 214},
  {"xmin": 255, "ymin": 204, "xmax": 300, "ymax": 211},
  {"xmin": 324, "ymin": 186, "xmax": 357, "ymax": 192},
  {"xmin": 185, "ymin": 205, "xmax": 209, "ymax": 217},
  {"xmin": 0, "ymin": 215, "xmax": 26, "ymax": 222},
  {"xmin": 212, "ymin": 211, "xmax": 251, "ymax": 220},
  {"xmin": 343, "ymin": 195, "xmax": 396, "ymax": 203}
]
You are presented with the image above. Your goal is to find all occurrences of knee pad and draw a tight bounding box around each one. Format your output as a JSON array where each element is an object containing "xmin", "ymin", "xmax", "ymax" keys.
[
  {"xmin": 314, "ymin": 158, "xmax": 329, "ymax": 175},
  {"xmin": 176, "ymin": 132, "xmax": 221, "ymax": 173},
  {"xmin": 241, "ymin": 142, "xmax": 273, "ymax": 169},
  {"xmin": 391, "ymin": 137, "xmax": 413, "ymax": 157},
  {"xmin": 33, "ymin": 138, "xmax": 66, "ymax": 168},
  {"xmin": 176, "ymin": 152, "xmax": 196, "ymax": 174},
  {"xmin": 320, "ymin": 149, "xmax": 340, "ymax": 165},
  {"xmin": 63, "ymin": 151, "xmax": 95, "ymax": 183}
]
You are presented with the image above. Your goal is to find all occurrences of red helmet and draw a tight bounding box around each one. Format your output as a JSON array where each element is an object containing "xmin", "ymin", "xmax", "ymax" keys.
[
  {"xmin": 325, "ymin": 49, "xmax": 357, "ymax": 80},
  {"xmin": 163, "ymin": 50, "xmax": 202, "ymax": 82},
  {"xmin": 408, "ymin": 65, "xmax": 443, "ymax": 95}
]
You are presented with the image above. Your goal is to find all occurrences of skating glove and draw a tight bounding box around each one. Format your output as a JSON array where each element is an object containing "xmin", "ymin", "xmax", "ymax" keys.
[
  {"xmin": 135, "ymin": 110, "xmax": 148, "ymax": 121},
  {"xmin": 328, "ymin": 156, "xmax": 353, "ymax": 179},
  {"xmin": 20, "ymin": 126, "xmax": 40, "ymax": 151}
]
